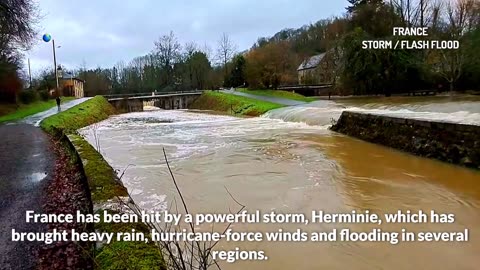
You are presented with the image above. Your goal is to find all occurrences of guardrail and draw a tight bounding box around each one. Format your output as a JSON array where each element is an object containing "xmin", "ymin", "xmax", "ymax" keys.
[
  {"xmin": 278, "ymin": 84, "xmax": 333, "ymax": 90},
  {"xmin": 103, "ymin": 90, "xmax": 206, "ymax": 99}
]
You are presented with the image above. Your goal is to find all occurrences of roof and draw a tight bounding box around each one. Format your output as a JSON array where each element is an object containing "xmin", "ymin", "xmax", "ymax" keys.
[{"xmin": 297, "ymin": 53, "xmax": 326, "ymax": 71}]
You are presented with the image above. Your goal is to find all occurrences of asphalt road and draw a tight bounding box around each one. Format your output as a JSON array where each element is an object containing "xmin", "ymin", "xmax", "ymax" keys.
[
  {"xmin": 0, "ymin": 98, "xmax": 90, "ymax": 269},
  {"xmin": 0, "ymin": 124, "xmax": 53, "ymax": 269}
]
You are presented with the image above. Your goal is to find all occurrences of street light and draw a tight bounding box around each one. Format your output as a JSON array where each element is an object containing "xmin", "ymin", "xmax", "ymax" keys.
[{"xmin": 42, "ymin": 33, "xmax": 61, "ymax": 95}]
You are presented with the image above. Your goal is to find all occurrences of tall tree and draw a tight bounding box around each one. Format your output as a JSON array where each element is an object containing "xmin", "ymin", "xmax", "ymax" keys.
[
  {"xmin": 225, "ymin": 55, "xmax": 246, "ymax": 88},
  {"xmin": 436, "ymin": 0, "xmax": 478, "ymax": 91},
  {"xmin": 0, "ymin": 0, "xmax": 38, "ymax": 102},
  {"xmin": 216, "ymin": 33, "xmax": 237, "ymax": 82},
  {"xmin": 154, "ymin": 31, "xmax": 181, "ymax": 86}
]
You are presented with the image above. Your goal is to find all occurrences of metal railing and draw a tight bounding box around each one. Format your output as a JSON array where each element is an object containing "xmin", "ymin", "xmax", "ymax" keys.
[{"xmin": 103, "ymin": 89, "xmax": 205, "ymax": 99}]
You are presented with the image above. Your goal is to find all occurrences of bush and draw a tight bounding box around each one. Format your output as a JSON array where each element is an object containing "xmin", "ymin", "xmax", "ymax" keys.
[
  {"xmin": 39, "ymin": 90, "xmax": 50, "ymax": 101},
  {"xmin": 18, "ymin": 90, "xmax": 39, "ymax": 104}
]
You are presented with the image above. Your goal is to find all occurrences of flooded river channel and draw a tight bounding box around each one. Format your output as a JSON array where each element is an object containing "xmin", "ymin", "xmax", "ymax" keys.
[{"xmin": 80, "ymin": 96, "xmax": 480, "ymax": 270}]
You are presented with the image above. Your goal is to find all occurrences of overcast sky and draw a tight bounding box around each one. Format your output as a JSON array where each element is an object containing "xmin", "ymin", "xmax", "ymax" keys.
[{"xmin": 26, "ymin": 0, "xmax": 347, "ymax": 74}]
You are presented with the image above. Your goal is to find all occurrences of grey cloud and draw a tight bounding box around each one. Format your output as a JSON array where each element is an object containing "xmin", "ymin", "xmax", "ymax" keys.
[{"xmin": 27, "ymin": 0, "xmax": 347, "ymax": 72}]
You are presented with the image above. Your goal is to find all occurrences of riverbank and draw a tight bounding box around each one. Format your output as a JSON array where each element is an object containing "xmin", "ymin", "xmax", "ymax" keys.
[
  {"xmin": 331, "ymin": 111, "xmax": 480, "ymax": 169},
  {"xmin": 0, "ymin": 97, "xmax": 76, "ymax": 124},
  {"xmin": 189, "ymin": 91, "xmax": 284, "ymax": 116},
  {"xmin": 40, "ymin": 96, "xmax": 164, "ymax": 269}
]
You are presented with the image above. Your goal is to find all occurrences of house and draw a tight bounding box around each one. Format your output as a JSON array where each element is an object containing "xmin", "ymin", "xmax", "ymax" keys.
[
  {"xmin": 60, "ymin": 74, "xmax": 85, "ymax": 98},
  {"xmin": 297, "ymin": 51, "xmax": 338, "ymax": 85}
]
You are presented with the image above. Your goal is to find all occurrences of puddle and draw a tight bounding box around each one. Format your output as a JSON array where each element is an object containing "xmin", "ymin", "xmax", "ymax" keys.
[{"xmin": 29, "ymin": 172, "xmax": 47, "ymax": 182}]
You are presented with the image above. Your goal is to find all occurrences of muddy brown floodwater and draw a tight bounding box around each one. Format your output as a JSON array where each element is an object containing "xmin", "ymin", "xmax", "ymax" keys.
[{"xmin": 80, "ymin": 96, "xmax": 480, "ymax": 270}]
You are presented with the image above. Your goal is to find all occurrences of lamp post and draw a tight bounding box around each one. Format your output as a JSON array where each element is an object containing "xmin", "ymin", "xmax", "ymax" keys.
[
  {"xmin": 43, "ymin": 34, "xmax": 61, "ymax": 95},
  {"xmin": 53, "ymin": 39, "xmax": 59, "ymax": 91}
]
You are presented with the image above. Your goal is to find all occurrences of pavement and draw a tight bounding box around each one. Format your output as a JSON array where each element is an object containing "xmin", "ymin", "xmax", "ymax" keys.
[
  {"xmin": 0, "ymin": 98, "xmax": 89, "ymax": 269},
  {"xmin": 222, "ymin": 90, "xmax": 306, "ymax": 106},
  {"xmin": 23, "ymin": 97, "xmax": 91, "ymax": 126}
]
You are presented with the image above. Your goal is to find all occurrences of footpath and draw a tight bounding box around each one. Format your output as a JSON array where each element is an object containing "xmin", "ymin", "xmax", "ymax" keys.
[
  {"xmin": 0, "ymin": 98, "xmax": 89, "ymax": 269},
  {"xmin": 222, "ymin": 90, "xmax": 306, "ymax": 106}
]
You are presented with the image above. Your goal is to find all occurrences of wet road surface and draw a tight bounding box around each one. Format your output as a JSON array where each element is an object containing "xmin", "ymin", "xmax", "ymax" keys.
[
  {"xmin": 0, "ymin": 98, "xmax": 90, "ymax": 269},
  {"xmin": 0, "ymin": 124, "xmax": 53, "ymax": 269},
  {"xmin": 22, "ymin": 97, "xmax": 91, "ymax": 126}
]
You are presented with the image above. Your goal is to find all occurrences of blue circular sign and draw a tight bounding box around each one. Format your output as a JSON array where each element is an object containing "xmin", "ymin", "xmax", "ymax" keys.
[{"xmin": 42, "ymin": 33, "xmax": 52, "ymax": 42}]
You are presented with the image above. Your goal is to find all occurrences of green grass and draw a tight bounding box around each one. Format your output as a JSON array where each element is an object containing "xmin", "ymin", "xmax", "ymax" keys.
[
  {"xmin": 238, "ymin": 89, "xmax": 316, "ymax": 102},
  {"xmin": 0, "ymin": 97, "xmax": 76, "ymax": 124},
  {"xmin": 41, "ymin": 96, "xmax": 125, "ymax": 201},
  {"xmin": 94, "ymin": 209, "xmax": 166, "ymax": 270},
  {"xmin": 96, "ymin": 241, "xmax": 164, "ymax": 270},
  {"xmin": 189, "ymin": 91, "xmax": 285, "ymax": 116},
  {"xmin": 68, "ymin": 134, "xmax": 128, "ymax": 201},
  {"xmin": 41, "ymin": 96, "xmax": 116, "ymax": 135},
  {"xmin": 40, "ymin": 97, "xmax": 164, "ymax": 269}
]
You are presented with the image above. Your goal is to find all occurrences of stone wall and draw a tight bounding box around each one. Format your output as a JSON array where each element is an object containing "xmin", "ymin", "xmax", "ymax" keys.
[{"xmin": 331, "ymin": 111, "xmax": 480, "ymax": 169}]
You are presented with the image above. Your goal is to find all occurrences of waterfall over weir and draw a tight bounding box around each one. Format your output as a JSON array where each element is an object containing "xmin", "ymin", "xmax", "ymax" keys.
[{"xmin": 262, "ymin": 97, "xmax": 480, "ymax": 127}]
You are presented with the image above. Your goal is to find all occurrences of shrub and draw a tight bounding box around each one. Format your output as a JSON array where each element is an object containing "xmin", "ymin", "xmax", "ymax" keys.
[
  {"xmin": 18, "ymin": 90, "xmax": 39, "ymax": 104},
  {"xmin": 39, "ymin": 90, "xmax": 50, "ymax": 101}
]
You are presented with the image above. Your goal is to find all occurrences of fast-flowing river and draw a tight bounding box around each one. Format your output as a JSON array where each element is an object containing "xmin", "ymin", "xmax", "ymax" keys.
[{"xmin": 80, "ymin": 95, "xmax": 480, "ymax": 270}]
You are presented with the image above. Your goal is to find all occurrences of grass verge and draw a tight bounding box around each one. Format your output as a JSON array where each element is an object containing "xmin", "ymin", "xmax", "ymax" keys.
[
  {"xmin": 238, "ymin": 89, "xmax": 316, "ymax": 102},
  {"xmin": 0, "ymin": 97, "xmax": 76, "ymax": 123},
  {"xmin": 189, "ymin": 91, "xmax": 285, "ymax": 116},
  {"xmin": 40, "ymin": 96, "xmax": 164, "ymax": 269},
  {"xmin": 41, "ymin": 96, "xmax": 115, "ymax": 135}
]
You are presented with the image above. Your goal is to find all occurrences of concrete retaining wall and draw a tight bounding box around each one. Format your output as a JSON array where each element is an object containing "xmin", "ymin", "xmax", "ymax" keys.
[{"xmin": 331, "ymin": 111, "xmax": 480, "ymax": 169}]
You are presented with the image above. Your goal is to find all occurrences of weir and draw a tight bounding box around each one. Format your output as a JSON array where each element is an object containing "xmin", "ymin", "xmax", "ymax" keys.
[{"xmin": 331, "ymin": 111, "xmax": 480, "ymax": 169}]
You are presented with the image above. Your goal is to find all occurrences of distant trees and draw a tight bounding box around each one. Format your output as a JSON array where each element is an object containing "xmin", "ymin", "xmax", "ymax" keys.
[
  {"xmin": 28, "ymin": 1, "xmax": 479, "ymax": 96},
  {"xmin": 64, "ymin": 31, "xmax": 219, "ymax": 96},
  {"xmin": 240, "ymin": 0, "xmax": 479, "ymax": 94},
  {"xmin": 216, "ymin": 33, "xmax": 237, "ymax": 82},
  {"xmin": 154, "ymin": 31, "xmax": 182, "ymax": 86},
  {"xmin": 224, "ymin": 54, "xmax": 246, "ymax": 88},
  {"xmin": 436, "ymin": 0, "xmax": 479, "ymax": 91},
  {"xmin": 245, "ymin": 41, "xmax": 297, "ymax": 89}
]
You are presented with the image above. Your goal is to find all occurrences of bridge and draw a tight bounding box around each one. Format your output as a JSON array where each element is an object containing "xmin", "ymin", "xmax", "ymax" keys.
[{"xmin": 104, "ymin": 90, "xmax": 204, "ymax": 112}]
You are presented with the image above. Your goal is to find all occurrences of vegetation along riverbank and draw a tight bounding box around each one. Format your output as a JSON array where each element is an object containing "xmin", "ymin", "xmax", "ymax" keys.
[
  {"xmin": 237, "ymin": 89, "xmax": 316, "ymax": 102},
  {"xmin": 189, "ymin": 91, "xmax": 285, "ymax": 116},
  {"xmin": 40, "ymin": 96, "xmax": 164, "ymax": 269},
  {"xmin": 0, "ymin": 97, "xmax": 75, "ymax": 124}
]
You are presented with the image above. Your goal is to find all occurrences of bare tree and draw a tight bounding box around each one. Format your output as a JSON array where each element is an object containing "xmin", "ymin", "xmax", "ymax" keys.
[
  {"xmin": 184, "ymin": 42, "xmax": 198, "ymax": 59},
  {"xmin": 0, "ymin": 0, "xmax": 39, "ymax": 50},
  {"xmin": 154, "ymin": 31, "xmax": 182, "ymax": 85},
  {"xmin": 216, "ymin": 33, "xmax": 237, "ymax": 78},
  {"xmin": 390, "ymin": 0, "xmax": 440, "ymax": 27},
  {"xmin": 437, "ymin": 0, "xmax": 477, "ymax": 91}
]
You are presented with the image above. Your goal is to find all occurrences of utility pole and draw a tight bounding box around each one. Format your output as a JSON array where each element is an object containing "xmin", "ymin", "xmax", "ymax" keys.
[
  {"xmin": 28, "ymin": 58, "xmax": 32, "ymax": 88},
  {"xmin": 53, "ymin": 39, "xmax": 59, "ymax": 93}
]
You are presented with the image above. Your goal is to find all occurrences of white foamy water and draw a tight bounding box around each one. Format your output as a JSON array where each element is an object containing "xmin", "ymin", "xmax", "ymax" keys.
[
  {"xmin": 79, "ymin": 110, "xmax": 331, "ymax": 211},
  {"xmin": 347, "ymin": 108, "xmax": 480, "ymax": 125},
  {"xmin": 262, "ymin": 98, "xmax": 480, "ymax": 126},
  {"xmin": 80, "ymin": 104, "xmax": 480, "ymax": 270}
]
